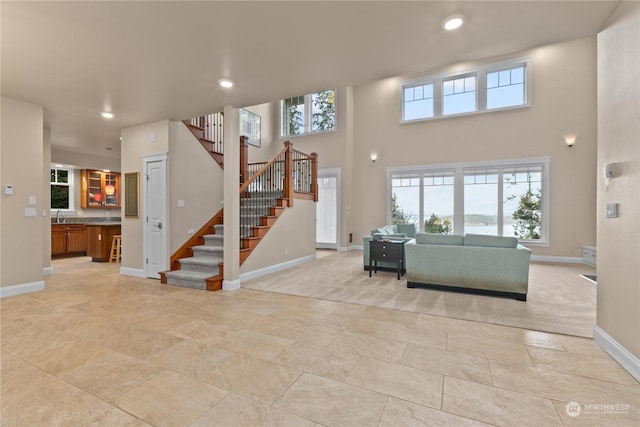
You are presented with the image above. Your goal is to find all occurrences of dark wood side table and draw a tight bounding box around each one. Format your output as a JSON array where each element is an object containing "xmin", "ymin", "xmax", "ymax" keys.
[{"xmin": 369, "ymin": 240, "xmax": 404, "ymax": 280}]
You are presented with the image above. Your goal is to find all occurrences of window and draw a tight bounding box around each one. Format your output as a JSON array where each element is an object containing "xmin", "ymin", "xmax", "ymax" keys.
[
  {"xmin": 281, "ymin": 89, "xmax": 336, "ymax": 137},
  {"xmin": 388, "ymin": 158, "xmax": 549, "ymax": 243},
  {"xmin": 401, "ymin": 59, "xmax": 530, "ymax": 122},
  {"xmin": 51, "ymin": 167, "xmax": 74, "ymax": 210},
  {"xmin": 487, "ymin": 66, "xmax": 525, "ymax": 110},
  {"xmin": 443, "ymin": 75, "xmax": 476, "ymax": 115},
  {"xmin": 403, "ymin": 84, "xmax": 434, "ymax": 120}
]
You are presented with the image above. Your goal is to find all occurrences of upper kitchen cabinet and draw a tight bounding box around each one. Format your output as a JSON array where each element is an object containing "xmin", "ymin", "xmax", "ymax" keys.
[{"xmin": 81, "ymin": 169, "xmax": 121, "ymax": 209}]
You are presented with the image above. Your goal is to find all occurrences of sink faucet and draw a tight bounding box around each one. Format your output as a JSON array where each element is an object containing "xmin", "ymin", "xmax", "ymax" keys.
[{"xmin": 56, "ymin": 210, "xmax": 64, "ymax": 223}]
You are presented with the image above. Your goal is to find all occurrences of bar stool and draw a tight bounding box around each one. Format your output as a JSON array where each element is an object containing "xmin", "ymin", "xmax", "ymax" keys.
[{"xmin": 109, "ymin": 235, "xmax": 121, "ymax": 263}]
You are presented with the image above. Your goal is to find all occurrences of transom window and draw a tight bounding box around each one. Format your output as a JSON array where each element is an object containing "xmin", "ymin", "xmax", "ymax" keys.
[
  {"xmin": 389, "ymin": 158, "xmax": 549, "ymax": 244},
  {"xmin": 281, "ymin": 89, "xmax": 336, "ymax": 137},
  {"xmin": 401, "ymin": 59, "xmax": 530, "ymax": 122}
]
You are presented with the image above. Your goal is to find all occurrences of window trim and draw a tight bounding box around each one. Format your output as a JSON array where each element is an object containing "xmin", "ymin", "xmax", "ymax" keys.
[
  {"xmin": 387, "ymin": 156, "xmax": 550, "ymax": 246},
  {"xmin": 400, "ymin": 58, "xmax": 532, "ymax": 123},
  {"xmin": 50, "ymin": 166, "xmax": 75, "ymax": 212},
  {"xmin": 279, "ymin": 89, "xmax": 337, "ymax": 138}
]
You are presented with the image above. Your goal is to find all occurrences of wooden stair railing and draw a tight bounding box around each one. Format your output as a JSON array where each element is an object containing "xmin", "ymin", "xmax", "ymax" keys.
[
  {"xmin": 183, "ymin": 112, "xmax": 224, "ymax": 169},
  {"xmin": 162, "ymin": 134, "xmax": 318, "ymax": 291}
]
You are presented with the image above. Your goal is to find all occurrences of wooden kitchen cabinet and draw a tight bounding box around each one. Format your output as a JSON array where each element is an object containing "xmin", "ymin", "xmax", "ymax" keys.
[
  {"xmin": 51, "ymin": 224, "xmax": 87, "ymax": 257},
  {"xmin": 81, "ymin": 170, "xmax": 121, "ymax": 209},
  {"xmin": 86, "ymin": 223, "xmax": 121, "ymax": 262}
]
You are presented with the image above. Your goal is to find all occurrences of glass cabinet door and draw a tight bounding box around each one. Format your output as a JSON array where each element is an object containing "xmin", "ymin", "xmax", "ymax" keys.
[
  {"xmin": 103, "ymin": 173, "xmax": 118, "ymax": 207},
  {"xmin": 88, "ymin": 171, "xmax": 103, "ymax": 207}
]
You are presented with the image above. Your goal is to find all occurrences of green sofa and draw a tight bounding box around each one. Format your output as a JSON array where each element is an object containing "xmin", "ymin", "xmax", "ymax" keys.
[
  {"xmin": 405, "ymin": 232, "xmax": 531, "ymax": 301},
  {"xmin": 363, "ymin": 224, "xmax": 416, "ymax": 272}
]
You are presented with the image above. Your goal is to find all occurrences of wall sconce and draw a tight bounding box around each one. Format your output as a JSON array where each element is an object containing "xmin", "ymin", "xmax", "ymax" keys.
[
  {"xmin": 564, "ymin": 136, "xmax": 576, "ymax": 148},
  {"xmin": 370, "ymin": 152, "xmax": 378, "ymax": 162}
]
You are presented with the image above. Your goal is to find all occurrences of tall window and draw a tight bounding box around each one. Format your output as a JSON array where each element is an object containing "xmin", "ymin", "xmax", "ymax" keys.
[
  {"xmin": 401, "ymin": 59, "xmax": 530, "ymax": 122},
  {"xmin": 51, "ymin": 167, "xmax": 74, "ymax": 210},
  {"xmin": 281, "ymin": 89, "xmax": 336, "ymax": 137},
  {"xmin": 388, "ymin": 158, "xmax": 549, "ymax": 243}
]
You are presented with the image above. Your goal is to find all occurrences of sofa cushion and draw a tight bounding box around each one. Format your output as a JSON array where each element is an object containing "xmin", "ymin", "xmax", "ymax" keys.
[
  {"xmin": 464, "ymin": 233, "xmax": 518, "ymax": 249},
  {"xmin": 372, "ymin": 225, "xmax": 400, "ymax": 236},
  {"xmin": 415, "ymin": 232, "xmax": 464, "ymax": 246},
  {"xmin": 396, "ymin": 223, "xmax": 417, "ymax": 238}
]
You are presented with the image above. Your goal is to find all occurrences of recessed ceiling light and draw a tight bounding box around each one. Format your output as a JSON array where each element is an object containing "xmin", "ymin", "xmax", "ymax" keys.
[
  {"xmin": 101, "ymin": 112, "xmax": 114, "ymax": 119},
  {"xmin": 106, "ymin": 147, "xmax": 113, "ymax": 151},
  {"xmin": 443, "ymin": 14, "xmax": 464, "ymax": 31},
  {"xmin": 219, "ymin": 79, "xmax": 233, "ymax": 88}
]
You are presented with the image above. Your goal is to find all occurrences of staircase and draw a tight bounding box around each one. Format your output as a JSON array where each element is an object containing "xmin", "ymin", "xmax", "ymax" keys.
[
  {"xmin": 164, "ymin": 225, "xmax": 224, "ymax": 290},
  {"xmin": 160, "ymin": 115, "xmax": 317, "ymax": 291}
]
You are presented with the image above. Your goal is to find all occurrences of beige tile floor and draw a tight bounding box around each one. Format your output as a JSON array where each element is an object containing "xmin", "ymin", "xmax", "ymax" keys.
[{"xmin": 1, "ymin": 257, "xmax": 638, "ymax": 427}]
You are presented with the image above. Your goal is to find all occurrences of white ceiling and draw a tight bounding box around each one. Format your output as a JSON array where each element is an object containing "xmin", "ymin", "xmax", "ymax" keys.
[{"xmin": 1, "ymin": 1, "xmax": 619, "ymax": 159}]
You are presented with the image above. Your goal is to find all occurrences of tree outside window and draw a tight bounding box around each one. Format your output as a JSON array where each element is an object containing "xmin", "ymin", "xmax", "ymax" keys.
[{"xmin": 282, "ymin": 90, "xmax": 336, "ymax": 137}]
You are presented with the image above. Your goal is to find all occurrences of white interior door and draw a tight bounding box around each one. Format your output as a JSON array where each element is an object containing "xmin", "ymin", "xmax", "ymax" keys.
[
  {"xmin": 144, "ymin": 155, "xmax": 167, "ymax": 278},
  {"xmin": 316, "ymin": 169, "xmax": 340, "ymax": 249}
]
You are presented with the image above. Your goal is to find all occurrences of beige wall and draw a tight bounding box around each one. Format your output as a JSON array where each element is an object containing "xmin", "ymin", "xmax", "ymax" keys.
[
  {"xmin": 244, "ymin": 103, "xmax": 279, "ymax": 162},
  {"xmin": 350, "ymin": 37, "xmax": 598, "ymax": 258},
  {"xmin": 596, "ymin": 2, "xmax": 640, "ymax": 358},
  {"xmin": 43, "ymin": 128, "xmax": 51, "ymax": 271},
  {"xmin": 1, "ymin": 97, "xmax": 45, "ymax": 287},
  {"xmin": 169, "ymin": 121, "xmax": 224, "ymax": 254},
  {"xmin": 277, "ymin": 86, "xmax": 355, "ymax": 248},
  {"xmin": 120, "ymin": 119, "xmax": 170, "ymax": 271},
  {"xmin": 240, "ymin": 199, "xmax": 316, "ymax": 273}
]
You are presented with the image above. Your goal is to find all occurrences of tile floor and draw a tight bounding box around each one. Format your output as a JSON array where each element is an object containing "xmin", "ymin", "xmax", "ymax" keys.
[{"xmin": 1, "ymin": 257, "xmax": 638, "ymax": 426}]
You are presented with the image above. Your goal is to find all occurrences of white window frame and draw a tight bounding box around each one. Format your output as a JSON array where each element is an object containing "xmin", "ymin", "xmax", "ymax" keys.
[
  {"xmin": 50, "ymin": 166, "xmax": 75, "ymax": 212},
  {"xmin": 387, "ymin": 157, "xmax": 550, "ymax": 246},
  {"xmin": 400, "ymin": 58, "xmax": 531, "ymax": 123},
  {"xmin": 280, "ymin": 89, "xmax": 337, "ymax": 138}
]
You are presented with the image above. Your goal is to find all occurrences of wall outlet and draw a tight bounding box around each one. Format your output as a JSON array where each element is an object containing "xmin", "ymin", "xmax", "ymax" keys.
[
  {"xmin": 178, "ymin": 199, "xmax": 185, "ymax": 208},
  {"xmin": 606, "ymin": 203, "xmax": 618, "ymax": 218},
  {"xmin": 285, "ymin": 248, "xmax": 288, "ymax": 254},
  {"xmin": 187, "ymin": 229, "xmax": 194, "ymax": 235},
  {"xmin": 28, "ymin": 196, "xmax": 36, "ymax": 205}
]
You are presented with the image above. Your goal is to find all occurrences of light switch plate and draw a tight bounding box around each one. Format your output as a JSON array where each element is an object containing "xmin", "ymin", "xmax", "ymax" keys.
[
  {"xmin": 28, "ymin": 196, "xmax": 36, "ymax": 205},
  {"xmin": 25, "ymin": 207, "xmax": 36, "ymax": 217},
  {"xmin": 606, "ymin": 203, "xmax": 618, "ymax": 218}
]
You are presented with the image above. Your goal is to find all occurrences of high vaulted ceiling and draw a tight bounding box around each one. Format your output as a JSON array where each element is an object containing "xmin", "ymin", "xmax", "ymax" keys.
[{"xmin": 1, "ymin": 1, "xmax": 619, "ymax": 159}]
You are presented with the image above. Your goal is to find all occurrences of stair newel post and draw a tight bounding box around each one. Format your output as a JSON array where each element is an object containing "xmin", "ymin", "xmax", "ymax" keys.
[
  {"xmin": 240, "ymin": 135, "xmax": 249, "ymax": 185},
  {"xmin": 284, "ymin": 141, "xmax": 294, "ymax": 207},
  {"xmin": 311, "ymin": 152, "xmax": 319, "ymax": 202}
]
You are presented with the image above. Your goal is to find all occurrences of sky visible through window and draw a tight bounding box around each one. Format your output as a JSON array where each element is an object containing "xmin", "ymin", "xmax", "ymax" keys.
[{"xmin": 392, "ymin": 168, "xmax": 542, "ymax": 237}]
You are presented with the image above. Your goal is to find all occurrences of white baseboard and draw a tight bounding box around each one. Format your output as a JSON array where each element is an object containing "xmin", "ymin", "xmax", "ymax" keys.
[
  {"xmin": 239, "ymin": 255, "xmax": 316, "ymax": 283},
  {"xmin": 120, "ymin": 267, "xmax": 146, "ymax": 278},
  {"xmin": 593, "ymin": 326, "xmax": 640, "ymax": 382},
  {"xmin": 0, "ymin": 280, "xmax": 45, "ymax": 298},
  {"xmin": 43, "ymin": 267, "xmax": 53, "ymax": 276},
  {"xmin": 222, "ymin": 278, "xmax": 242, "ymax": 291},
  {"xmin": 530, "ymin": 255, "xmax": 583, "ymax": 264}
]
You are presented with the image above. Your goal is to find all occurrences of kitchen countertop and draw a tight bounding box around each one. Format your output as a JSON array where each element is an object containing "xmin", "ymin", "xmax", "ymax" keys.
[
  {"xmin": 84, "ymin": 222, "xmax": 122, "ymax": 226},
  {"xmin": 51, "ymin": 217, "xmax": 121, "ymax": 225}
]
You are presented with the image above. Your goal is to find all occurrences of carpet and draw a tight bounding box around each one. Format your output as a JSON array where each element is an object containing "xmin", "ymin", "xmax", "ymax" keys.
[{"xmin": 243, "ymin": 250, "xmax": 597, "ymax": 337}]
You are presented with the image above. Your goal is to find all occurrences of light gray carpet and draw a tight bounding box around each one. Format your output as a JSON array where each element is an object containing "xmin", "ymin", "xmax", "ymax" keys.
[{"xmin": 243, "ymin": 250, "xmax": 597, "ymax": 337}]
